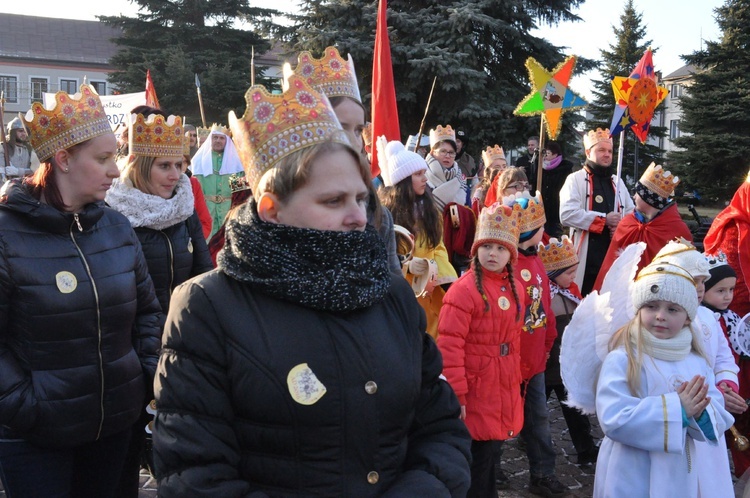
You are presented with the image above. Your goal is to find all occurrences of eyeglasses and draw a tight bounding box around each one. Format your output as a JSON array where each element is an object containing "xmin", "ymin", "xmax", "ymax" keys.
[
  {"xmin": 507, "ymin": 182, "xmax": 530, "ymax": 191},
  {"xmin": 436, "ymin": 149, "xmax": 456, "ymax": 157}
]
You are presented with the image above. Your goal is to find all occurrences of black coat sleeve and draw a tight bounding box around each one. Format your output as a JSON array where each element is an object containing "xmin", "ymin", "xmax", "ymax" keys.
[
  {"xmin": 131, "ymin": 230, "xmax": 163, "ymax": 387},
  {"xmin": 187, "ymin": 211, "xmax": 214, "ymax": 274}
]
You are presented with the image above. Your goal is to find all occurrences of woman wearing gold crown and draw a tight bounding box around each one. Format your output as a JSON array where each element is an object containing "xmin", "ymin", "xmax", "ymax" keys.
[
  {"xmin": 105, "ymin": 111, "xmax": 213, "ymax": 495},
  {"xmin": 151, "ymin": 76, "xmax": 471, "ymax": 496},
  {"xmin": 0, "ymin": 85, "xmax": 162, "ymax": 496},
  {"xmin": 425, "ymin": 125, "xmax": 472, "ymax": 212}
]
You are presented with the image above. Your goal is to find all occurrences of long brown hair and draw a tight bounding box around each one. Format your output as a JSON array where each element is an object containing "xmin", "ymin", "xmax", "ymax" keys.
[
  {"xmin": 28, "ymin": 142, "xmax": 87, "ymax": 211},
  {"xmin": 379, "ymin": 177, "xmax": 442, "ymax": 249}
]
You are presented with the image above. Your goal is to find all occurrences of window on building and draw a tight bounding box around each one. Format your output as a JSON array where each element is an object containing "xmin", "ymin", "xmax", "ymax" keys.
[
  {"xmin": 90, "ymin": 81, "xmax": 106, "ymax": 96},
  {"xmin": 671, "ymin": 84, "xmax": 682, "ymax": 99},
  {"xmin": 60, "ymin": 79, "xmax": 78, "ymax": 94},
  {"xmin": 0, "ymin": 76, "xmax": 18, "ymax": 103},
  {"xmin": 670, "ymin": 120, "xmax": 681, "ymax": 140},
  {"xmin": 30, "ymin": 77, "xmax": 48, "ymax": 103}
]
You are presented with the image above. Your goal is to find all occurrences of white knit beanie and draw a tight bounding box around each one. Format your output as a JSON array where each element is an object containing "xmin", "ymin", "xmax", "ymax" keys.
[
  {"xmin": 632, "ymin": 262, "xmax": 698, "ymax": 320},
  {"xmin": 652, "ymin": 239, "xmax": 711, "ymax": 281},
  {"xmin": 376, "ymin": 138, "xmax": 427, "ymax": 186}
]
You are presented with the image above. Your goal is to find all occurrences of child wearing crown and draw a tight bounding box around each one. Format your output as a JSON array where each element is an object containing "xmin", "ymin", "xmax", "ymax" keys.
[
  {"xmin": 506, "ymin": 192, "xmax": 569, "ymax": 497},
  {"xmin": 592, "ymin": 163, "xmax": 692, "ymax": 292},
  {"xmin": 425, "ymin": 124, "xmax": 471, "ymax": 212},
  {"xmin": 471, "ymin": 145, "xmax": 507, "ymax": 213},
  {"xmin": 437, "ymin": 202, "xmax": 524, "ymax": 497},
  {"xmin": 152, "ymin": 76, "xmax": 471, "ymax": 496},
  {"xmin": 538, "ymin": 237, "xmax": 599, "ymax": 466}
]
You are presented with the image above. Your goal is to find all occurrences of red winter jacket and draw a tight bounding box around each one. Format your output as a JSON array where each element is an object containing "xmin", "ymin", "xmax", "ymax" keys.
[
  {"xmin": 190, "ymin": 176, "xmax": 213, "ymax": 240},
  {"xmin": 438, "ymin": 268, "xmax": 524, "ymax": 441},
  {"xmin": 514, "ymin": 250, "xmax": 557, "ymax": 381}
]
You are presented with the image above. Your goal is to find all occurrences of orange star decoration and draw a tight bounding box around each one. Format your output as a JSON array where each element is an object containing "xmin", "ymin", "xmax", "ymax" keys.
[
  {"xmin": 514, "ymin": 56, "xmax": 588, "ymax": 140},
  {"xmin": 609, "ymin": 49, "xmax": 669, "ymax": 143}
]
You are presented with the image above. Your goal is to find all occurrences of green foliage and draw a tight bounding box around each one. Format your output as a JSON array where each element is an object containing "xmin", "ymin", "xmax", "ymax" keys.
[
  {"xmin": 276, "ymin": 0, "xmax": 594, "ymax": 160},
  {"xmin": 100, "ymin": 0, "xmax": 277, "ymax": 125},
  {"xmin": 668, "ymin": 0, "xmax": 750, "ymax": 201},
  {"xmin": 584, "ymin": 0, "xmax": 666, "ymax": 177}
]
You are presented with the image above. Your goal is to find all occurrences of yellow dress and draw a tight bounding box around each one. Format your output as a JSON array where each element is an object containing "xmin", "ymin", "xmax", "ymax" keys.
[{"xmin": 406, "ymin": 234, "xmax": 457, "ymax": 340}]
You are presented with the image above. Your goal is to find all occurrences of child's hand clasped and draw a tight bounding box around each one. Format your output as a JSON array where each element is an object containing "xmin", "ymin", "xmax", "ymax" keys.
[
  {"xmin": 677, "ymin": 375, "xmax": 710, "ymax": 419},
  {"xmin": 719, "ymin": 381, "xmax": 748, "ymax": 414}
]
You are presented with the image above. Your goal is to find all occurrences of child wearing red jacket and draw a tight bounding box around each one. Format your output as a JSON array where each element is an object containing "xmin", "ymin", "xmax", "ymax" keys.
[
  {"xmin": 438, "ymin": 202, "xmax": 524, "ymax": 498},
  {"xmin": 508, "ymin": 191, "xmax": 568, "ymax": 497}
]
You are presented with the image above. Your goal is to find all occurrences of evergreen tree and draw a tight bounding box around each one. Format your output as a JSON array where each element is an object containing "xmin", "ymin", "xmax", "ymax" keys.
[
  {"xmin": 584, "ymin": 0, "xmax": 665, "ymax": 181},
  {"xmin": 100, "ymin": 0, "xmax": 277, "ymax": 125},
  {"xmin": 668, "ymin": 0, "xmax": 750, "ymax": 202},
  {"xmin": 276, "ymin": 0, "xmax": 594, "ymax": 159}
]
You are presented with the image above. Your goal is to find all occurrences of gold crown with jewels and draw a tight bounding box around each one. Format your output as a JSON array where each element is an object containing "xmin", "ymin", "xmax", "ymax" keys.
[
  {"xmin": 482, "ymin": 145, "xmax": 506, "ymax": 167},
  {"xmin": 472, "ymin": 202, "xmax": 521, "ymax": 262},
  {"xmin": 429, "ymin": 124, "xmax": 456, "ymax": 149},
  {"xmin": 583, "ymin": 127, "xmax": 613, "ymax": 151},
  {"xmin": 129, "ymin": 114, "xmax": 185, "ymax": 158},
  {"xmin": 283, "ymin": 46, "xmax": 361, "ymax": 103},
  {"xmin": 638, "ymin": 162, "xmax": 680, "ymax": 198},
  {"xmin": 538, "ymin": 236, "xmax": 578, "ymax": 273},
  {"xmin": 503, "ymin": 190, "xmax": 546, "ymax": 233},
  {"xmin": 228, "ymin": 74, "xmax": 347, "ymax": 190},
  {"xmin": 23, "ymin": 84, "xmax": 111, "ymax": 162},
  {"xmin": 210, "ymin": 123, "xmax": 230, "ymax": 136}
]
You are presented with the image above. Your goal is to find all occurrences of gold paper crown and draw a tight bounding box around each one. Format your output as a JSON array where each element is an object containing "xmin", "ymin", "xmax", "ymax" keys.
[
  {"xmin": 429, "ymin": 124, "xmax": 456, "ymax": 149},
  {"xmin": 538, "ymin": 236, "xmax": 578, "ymax": 273},
  {"xmin": 583, "ymin": 128, "xmax": 613, "ymax": 151},
  {"xmin": 228, "ymin": 173, "xmax": 251, "ymax": 193},
  {"xmin": 23, "ymin": 84, "xmax": 111, "ymax": 162},
  {"xmin": 197, "ymin": 126, "xmax": 210, "ymax": 143},
  {"xmin": 471, "ymin": 202, "xmax": 521, "ymax": 262},
  {"xmin": 128, "ymin": 114, "xmax": 185, "ymax": 158},
  {"xmin": 210, "ymin": 123, "xmax": 230, "ymax": 136},
  {"xmin": 228, "ymin": 74, "xmax": 347, "ymax": 190},
  {"xmin": 362, "ymin": 121, "xmax": 373, "ymax": 147},
  {"xmin": 503, "ymin": 190, "xmax": 546, "ymax": 233},
  {"xmin": 638, "ymin": 162, "xmax": 680, "ymax": 198},
  {"xmin": 283, "ymin": 46, "xmax": 361, "ymax": 103},
  {"xmin": 482, "ymin": 145, "xmax": 506, "ymax": 168}
]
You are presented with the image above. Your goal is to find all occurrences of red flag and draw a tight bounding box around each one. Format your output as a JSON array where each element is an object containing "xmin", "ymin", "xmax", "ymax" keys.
[
  {"xmin": 370, "ymin": 0, "xmax": 400, "ymax": 179},
  {"xmin": 145, "ymin": 70, "xmax": 160, "ymax": 109}
]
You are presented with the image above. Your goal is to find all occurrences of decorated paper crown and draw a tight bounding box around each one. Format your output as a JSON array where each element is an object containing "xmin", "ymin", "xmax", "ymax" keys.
[
  {"xmin": 429, "ymin": 124, "xmax": 456, "ymax": 149},
  {"xmin": 282, "ymin": 46, "xmax": 361, "ymax": 103},
  {"xmin": 361, "ymin": 121, "xmax": 373, "ymax": 147},
  {"xmin": 503, "ymin": 190, "xmax": 546, "ymax": 233},
  {"xmin": 638, "ymin": 162, "xmax": 680, "ymax": 198},
  {"xmin": 482, "ymin": 145, "xmax": 506, "ymax": 168},
  {"xmin": 471, "ymin": 202, "xmax": 521, "ymax": 263},
  {"xmin": 128, "ymin": 114, "xmax": 185, "ymax": 158},
  {"xmin": 196, "ymin": 126, "xmax": 210, "ymax": 144},
  {"xmin": 228, "ymin": 74, "xmax": 347, "ymax": 190},
  {"xmin": 583, "ymin": 128, "xmax": 613, "ymax": 151},
  {"xmin": 228, "ymin": 173, "xmax": 251, "ymax": 193},
  {"xmin": 538, "ymin": 236, "xmax": 578, "ymax": 273},
  {"xmin": 210, "ymin": 123, "xmax": 230, "ymax": 136},
  {"xmin": 704, "ymin": 251, "xmax": 730, "ymax": 270},
  {"xmin": 23, "ymin": 84, "xmax": 111, "ymax": 162}
]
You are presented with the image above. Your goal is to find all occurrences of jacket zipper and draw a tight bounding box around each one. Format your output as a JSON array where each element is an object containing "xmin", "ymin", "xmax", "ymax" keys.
[
  {"xmin": 70, "ymin": 214, "xmax": 105, "ymax": 440},
  {"xmin": 161, "ymin": 231, "xmax": 175, "ymax": 297}
]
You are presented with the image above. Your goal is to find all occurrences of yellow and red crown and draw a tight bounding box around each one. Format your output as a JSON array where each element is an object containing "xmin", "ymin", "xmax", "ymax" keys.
[
  {"xmin": 23, "ymin": 84, "xmax": 111, "ymax": 162},
  {"xmin": 638, "ymin": 162, "xmax": 680, "ymax": 198},
  {"xmin": 503, "ymin": 190, "xmax": 546, "ymax": 233},
  {"xmin": 538, "ymin": 236, "xmax": 578, "ymax": 273},
  {"xmin": 129, "ymin": 114, "xmax": 185, "ymax": 158},
  {"xmin": 228, "ymin": 74, "xmax": 347, "ymax": 190},
  {"xmin": 471, "ymin": 202, "xmax": 521, "ymax": 263},
  {"xmin": 429, "ymin": 124, "xmax": 456, "ymax": 149},
  {"xmin": 583, "ymin": 127, "xmax": 613, "ymax": 151},
  {"xmin": 482, "ymin": 144, "xmax": 506, "ymax": 168},
  {"xmin": 283, "ymin": 46, "xmax": 361, "ymax": 103}
]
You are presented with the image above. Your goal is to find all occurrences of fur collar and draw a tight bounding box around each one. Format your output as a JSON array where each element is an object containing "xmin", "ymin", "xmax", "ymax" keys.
[{"xmin": 106, "ymin": 174, "xmax": 194, "ymax": 230}]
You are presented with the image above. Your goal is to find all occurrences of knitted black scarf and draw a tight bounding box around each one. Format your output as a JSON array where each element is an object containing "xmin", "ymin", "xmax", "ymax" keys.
[{"xmin": 218, "ymin": 200, "xmax": 391, "ymax": 312}]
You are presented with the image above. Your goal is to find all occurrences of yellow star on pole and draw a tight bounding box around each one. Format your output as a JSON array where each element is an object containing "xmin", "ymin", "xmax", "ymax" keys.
[{"xmin": 514, "ymin": 56, "xmax": 588, "ymax": 139}]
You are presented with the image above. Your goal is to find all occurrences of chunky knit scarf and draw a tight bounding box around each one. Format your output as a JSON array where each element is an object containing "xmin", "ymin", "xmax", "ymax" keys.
[
  {"xmin": 219, "ymin": 200, "xmax": 391, "ymax": 312},
  {"xmin": 105, "ymin": 174, "xmax": 194, "ymax": 230},
  {"xmin": 634, "ymin": 326, "xmax": 693, "ymax": 361}
]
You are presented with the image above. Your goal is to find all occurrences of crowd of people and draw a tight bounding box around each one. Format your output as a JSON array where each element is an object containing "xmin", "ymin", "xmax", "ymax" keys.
[{"xmin": 1, "ymin": 44, "xmax": 749, "ymax": 498}]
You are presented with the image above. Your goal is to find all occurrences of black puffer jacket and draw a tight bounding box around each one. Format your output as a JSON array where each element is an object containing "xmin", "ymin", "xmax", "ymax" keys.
[
  {"xmin": 0, "ymin": 181, "xmax": 162, "ymax": 448},
  {"xmin": 541, "ymin": 158, "xmax": 574, "ymax": 238},
  {"xmin": 154, "ymin": 272, "xmax": 472, "ymax": 497}
]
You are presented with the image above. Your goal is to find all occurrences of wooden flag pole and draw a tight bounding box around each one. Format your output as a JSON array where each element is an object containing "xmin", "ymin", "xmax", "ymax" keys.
[{"xmin": 413, "ymin": 76, "xmax": 437, "ymax": 152}]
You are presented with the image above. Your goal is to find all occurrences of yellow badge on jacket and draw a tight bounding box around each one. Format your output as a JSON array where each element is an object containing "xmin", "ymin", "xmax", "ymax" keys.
[
  {"xmin": 287, "ymin": 363, "xmax": 327, "ymax": 406},
  {"xmin": 521, "ymin": 269, "xmax": 532, "ymax": 282},
  {"xmin": 498, "ymin": 296, "xmax": 510, "ymax": 311},
  {"xmin": 56, "ymin": 271, "xmax": 77, "ymax": 294},
  {"xmin": 595, "ymin": 195, "xmax": 604, "ymax": 204}
]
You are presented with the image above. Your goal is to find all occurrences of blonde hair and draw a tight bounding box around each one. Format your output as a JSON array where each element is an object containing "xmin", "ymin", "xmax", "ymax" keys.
[
  {"xmin": 608, "ymin": 310, "xmax": 707, "ymax": 396},
  {"xmin": 123, "ymin": 155, "xmax": 157, "ymax": 194}
]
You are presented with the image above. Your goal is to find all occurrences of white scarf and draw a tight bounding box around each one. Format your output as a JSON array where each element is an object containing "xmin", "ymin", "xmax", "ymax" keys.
[
  {"xmin": 634, "ymin": 326, "xmax": 693, "ymax": 361},
  {"xmin": 190, "ymin": 131, "xmax": 244, "ymax": 176},
  {"xmin": 106, "ymin": 174, "xmax": 194, "ymax": 230},
  {"xmin": 425, "ymin": 154, "xmax": 468, "ymax": 192}
]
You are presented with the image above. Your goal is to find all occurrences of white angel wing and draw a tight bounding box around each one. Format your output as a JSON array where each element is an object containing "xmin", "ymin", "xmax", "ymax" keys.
[{"xmin": 375, "ymin": 135, "xmax": 391, "ymax": 186}]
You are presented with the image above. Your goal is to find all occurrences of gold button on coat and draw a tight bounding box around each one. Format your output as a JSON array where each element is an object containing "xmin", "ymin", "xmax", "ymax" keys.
[
  {"xmin": 364, "ymin": 381, "xmax": 378, "ymax": 394},
  {"xmin": 367, "ymin": 471, "xmax": 379, "ymax": 484}
]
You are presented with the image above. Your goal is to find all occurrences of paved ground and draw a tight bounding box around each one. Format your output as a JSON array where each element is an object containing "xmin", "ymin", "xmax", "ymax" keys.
[{"xmin": 0, "ymin": 392, "xmax": 745, "ymax": 497}]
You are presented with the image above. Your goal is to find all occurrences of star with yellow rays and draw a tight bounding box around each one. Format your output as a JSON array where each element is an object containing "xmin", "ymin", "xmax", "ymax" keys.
[
  {"xmin": 609, "ymin": 48, "xmax": 668, "ymax": 143},
  {"xmin": 514, "ymin": 56, "xmax": 588, "ymax": 140}
]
